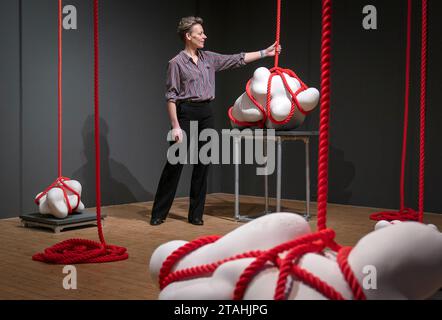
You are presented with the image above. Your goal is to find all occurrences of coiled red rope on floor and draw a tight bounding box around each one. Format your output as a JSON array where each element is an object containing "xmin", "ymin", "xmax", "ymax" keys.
[
  {"xmin": 159, "ymin": 0, "xmax": 365, "ymax": 300},
  {"xmin": 33, "ymin": 0, "xmax": 128, "ymax": 264},
  {"xmin": 370, "ymin": 0, "xmax": 427, "ymax": 223},
  {"xmin": 228, "ymin": 0, "xmax": 312, "ymax": 128}
]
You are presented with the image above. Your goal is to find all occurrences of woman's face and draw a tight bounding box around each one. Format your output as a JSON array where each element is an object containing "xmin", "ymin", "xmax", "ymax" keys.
[{"xmin": 186, "ymin": 24, "xmax": 207, "ymax": 49}]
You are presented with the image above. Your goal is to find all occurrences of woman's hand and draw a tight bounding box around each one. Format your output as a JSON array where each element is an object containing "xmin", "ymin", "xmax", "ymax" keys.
[
  {"xmin": 172, "ymin": 127, "xmax": 183, "ymax": 143},
  {"xmin": 263, "ymin": 42, "xmax": 282, "ymax": 57},
  {"xmin": 244, "ymin": 43, "xmax": 282, "ymax": 64}
]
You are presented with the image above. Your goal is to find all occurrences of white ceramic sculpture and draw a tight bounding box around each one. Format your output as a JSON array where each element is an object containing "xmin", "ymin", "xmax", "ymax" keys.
[
  {"xmin": 150, "ymin": 213, "xmax": 442, "ymax": 300},
  {"xmin": 35, "ymin": 179, "xmax": 85, "ymax": 219},
  {"xmin": 230, "ymin": 67, "xmax": 320, "ymax": 130}
]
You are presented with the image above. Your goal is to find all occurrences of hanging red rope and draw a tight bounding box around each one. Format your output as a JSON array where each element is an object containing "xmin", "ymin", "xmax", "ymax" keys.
[
  {"xmin": 274, "ymin": 0, "xmax": 281, "ymax": 69},
  {"xmin": 33, "ymin": 0, "xmax": 128, "ymax": 264},
  {"xmin": 400, "ymin": 0, "xmax": 413, "ymax": 214},
  {"xmin": 370, "ymin": 0, "xmax": 427, "ymax": 223},
  {"xmin": 228, "ymin": 0, "xmax": 312, "ymax": 128},
  {"xmin": 316, "ymin": 0, "xmax": 332, "ymax": 233},
  {"xmin": 158, "ymin": 0, "xmax": 365, "ymax": 300},
  {"xmin": 418, "ymin": 0, "xmax": 427, "ymax": 222},
  {"xmin": 58, "ymin": 0, "xmax": 63, "ymax": 177},
  {"xmin": 34, "ymin": 0, "xmax": 77, "ymax": 214}
]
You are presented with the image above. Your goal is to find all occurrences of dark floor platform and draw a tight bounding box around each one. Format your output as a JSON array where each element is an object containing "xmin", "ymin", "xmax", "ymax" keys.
[{"xmin": 20, "ymin": 210, "xmax": 105, "ymax": 233}]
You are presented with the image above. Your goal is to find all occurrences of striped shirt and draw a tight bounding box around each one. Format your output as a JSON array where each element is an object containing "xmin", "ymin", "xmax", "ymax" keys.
[{"xmin": 165, "ymin": 50, "xmax": 246, "ymax": 104}]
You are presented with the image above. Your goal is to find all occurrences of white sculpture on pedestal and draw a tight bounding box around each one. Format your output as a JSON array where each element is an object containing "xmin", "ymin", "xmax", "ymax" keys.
[
  {"xmin": 229, "ymin": 67, "xmax": 320, "ymax": 130},
  {"xmin": 35, "ymin": 179, "xmax": 85, "ymax": 219}
]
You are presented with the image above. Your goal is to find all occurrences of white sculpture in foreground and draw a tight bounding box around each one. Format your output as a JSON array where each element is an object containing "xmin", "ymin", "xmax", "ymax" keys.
[
  {"xmin": 35, "ymin": 179, "xmax": 85, "ymax": 219},
  {"xmin": 229, "ymin": 67, "xmax": 320, "ymax": 130},
  {"xmin": 150, "ymin": 213, "xmax": 442, "ymax": 300}
]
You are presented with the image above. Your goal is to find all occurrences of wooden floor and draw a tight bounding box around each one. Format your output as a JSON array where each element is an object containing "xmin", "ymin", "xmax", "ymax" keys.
[{"xmin": 1, "ymin": 193, "xmax": 441, "ymax": 300}]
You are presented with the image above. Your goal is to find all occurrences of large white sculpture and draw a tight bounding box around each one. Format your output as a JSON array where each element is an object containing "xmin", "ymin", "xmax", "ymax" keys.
[
  {"xmin": 229, "ymin": 67, "xmax": 320, "ymax": 130},
  {"xmin": 35, "ymin": 179, "xmax": 85, "ymax": 219},
  {"xmin": 149, "ymin": 213, "xmax": 442, "ymax": 300}
]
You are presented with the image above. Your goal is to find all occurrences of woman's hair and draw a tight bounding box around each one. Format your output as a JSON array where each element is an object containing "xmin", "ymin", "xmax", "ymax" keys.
[{"xmin": 177, "ymin": 16, "xmax": 203, "ymax": 42}]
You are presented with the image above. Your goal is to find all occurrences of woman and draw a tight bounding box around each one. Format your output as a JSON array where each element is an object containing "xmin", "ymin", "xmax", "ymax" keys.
[{"xmin": 150, "ymin": 16, "xmax": 281, "ymax": 226}]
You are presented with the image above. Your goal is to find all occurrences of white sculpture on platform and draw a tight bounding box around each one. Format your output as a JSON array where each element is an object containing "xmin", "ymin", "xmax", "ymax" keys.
[
  {"xmin": 230, "ymin": 67, "xmax": 320, "ymax": 130},
  {"xmin": 149, "ymin": 213, "xmax": 442, "ymax": 300},
  {"xmin": 35, "ymin": 179, "xmax": 85, "ymax": 219}
]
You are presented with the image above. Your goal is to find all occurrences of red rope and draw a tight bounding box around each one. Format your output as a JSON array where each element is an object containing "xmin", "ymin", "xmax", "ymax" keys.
[
  {"xmin": 33, "ymin": 0, "xmax": 128, "ymax": 264},
  {"xmin": 400, "ymin": 0, "xmax": 412, "ymax": 214},
  {"xmin": 370, "ymin": 0, "xmax": 428, "ymax": 223},
  {"xmin": 370, "ymin": 208, "xmax": 418, "ymax": 222},
  {"xmin": 58, "ymin": 0, "xmax": 62, "ymax": 177},
  {"xmin": 274, "ymin": 0, "xmax": 281, "ymax": 68},
  {"xmin": 159, "ymin": 236, "xmax": 264, "ymax": 290},
  {"xmin": 418, "ymin": 0, "xmax": 427, "ymax": 222},
  {"xmin": 159, "ymin": 235, "xmax": 221, "ymax": 289},
  {"xmin": 317, "ymin": 0, "xmax": 332, "ymax": 231},
  {"xmin": 336, "ymin": 246, "xmax": 366, "ymax": 300},
  {"xmin": 93, "ymin": 0, "xmax": 106, "ymax": 245}
]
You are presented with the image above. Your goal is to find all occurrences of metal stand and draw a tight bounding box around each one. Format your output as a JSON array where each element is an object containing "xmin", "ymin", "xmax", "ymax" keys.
[
  {"xmin": 276, "ymin": 134, "xmax": 314, "ymax": 220},
  {"xmin": 232, "ymin": 130, "xmax": 318, "ymax": 222}
]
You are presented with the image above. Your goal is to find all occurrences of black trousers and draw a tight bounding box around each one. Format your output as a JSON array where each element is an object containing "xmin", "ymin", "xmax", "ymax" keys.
[{"xmin": 151, "ymin": 101, "xmax": 214, "ymax": 221}]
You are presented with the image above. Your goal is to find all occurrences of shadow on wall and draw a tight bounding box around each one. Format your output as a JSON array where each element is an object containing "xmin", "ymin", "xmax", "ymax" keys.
[
  {"xmin": 328, "ymin": 144, "xmax": 355, "ymax": 205},
  {"xmin": 73, "ymin": 115, "xmax": 153, "ymax": 208}
]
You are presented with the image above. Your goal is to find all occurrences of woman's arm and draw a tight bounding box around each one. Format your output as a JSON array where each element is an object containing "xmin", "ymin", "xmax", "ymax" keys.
[
  {"xmin": 165, "ymin": 61, "xmax": 183, "ymax": 142},
  {"xmin": 167, "ymin": 101, "xmax": 183, "ymax": 143},
  {"xmin": 207, "ymin": 42, "xmax": 281, "ymax": 71},
  {"xmin": 244, "ymin": 42, "xmax": 282, "ymax": 64}
]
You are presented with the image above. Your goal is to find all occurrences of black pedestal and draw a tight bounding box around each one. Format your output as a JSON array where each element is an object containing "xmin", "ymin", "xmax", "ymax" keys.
[{"xmin": 20, "ymin": 210, "xmax": 106, "ymax": 233}]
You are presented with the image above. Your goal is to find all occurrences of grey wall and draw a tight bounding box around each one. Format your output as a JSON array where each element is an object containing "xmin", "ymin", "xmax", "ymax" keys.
[
  {"xmin": 1, "ymin": 0, "xmax": 441, "ymax": 218},
  {"xmin": 0, "ymin": 0, "xmax": 21, "ymax": 218},
  {"xmin": 1, "ymin": 0, "xmax": 198, "ymax": 218}
]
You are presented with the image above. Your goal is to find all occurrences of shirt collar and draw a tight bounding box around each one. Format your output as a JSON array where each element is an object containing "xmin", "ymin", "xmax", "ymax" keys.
[{"xmin": 180, "ymin": 49, "xmax": 203, "ymax": 64}]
